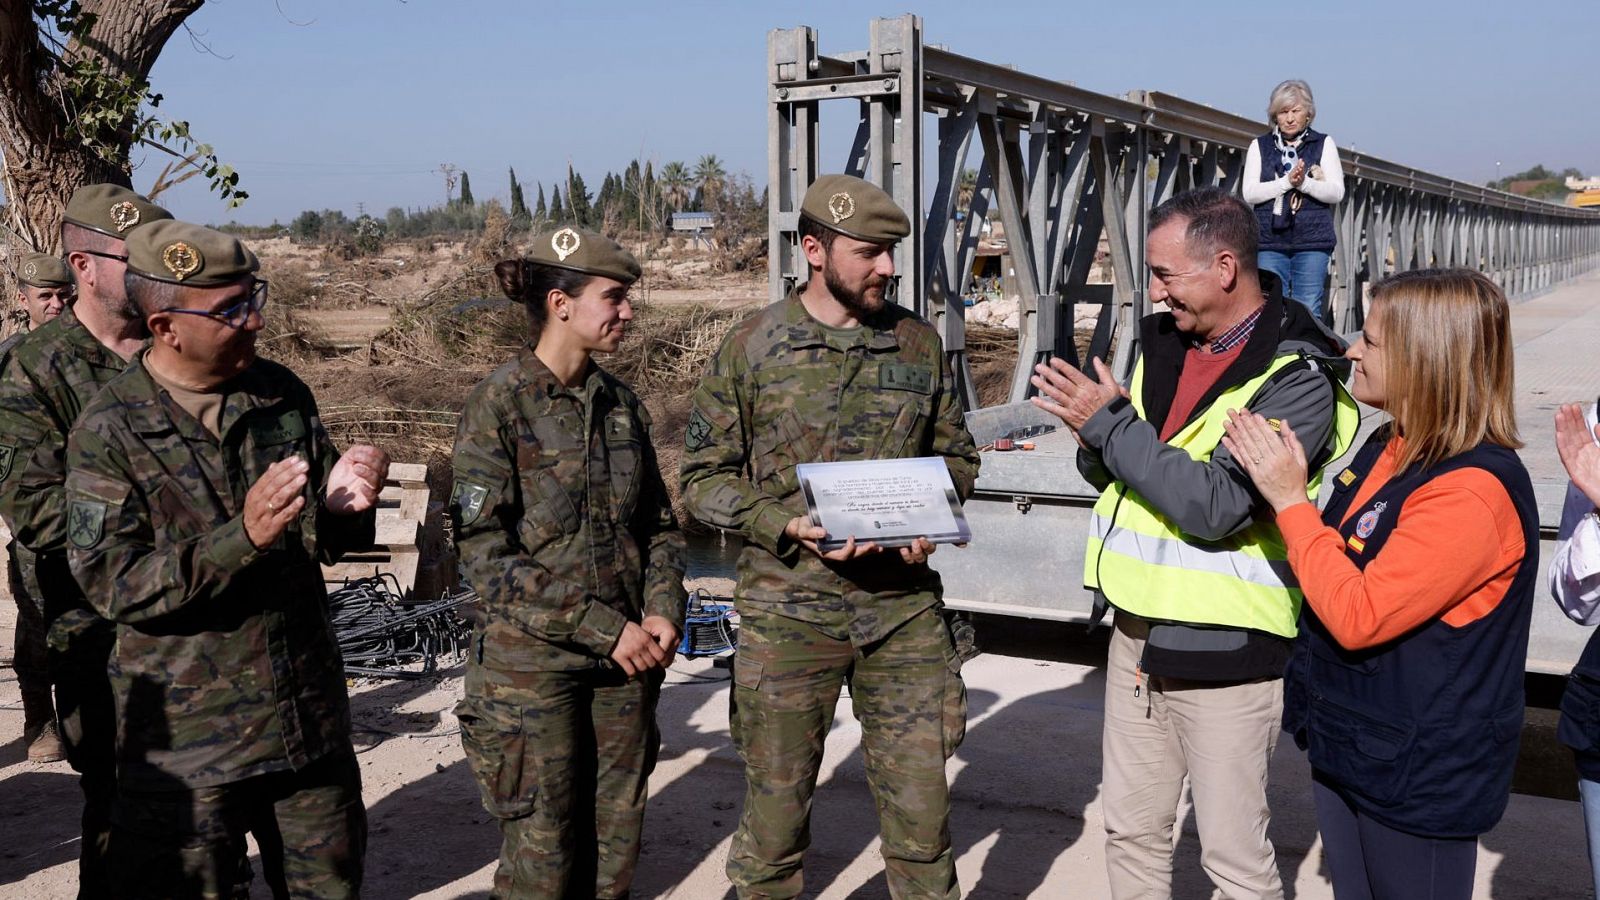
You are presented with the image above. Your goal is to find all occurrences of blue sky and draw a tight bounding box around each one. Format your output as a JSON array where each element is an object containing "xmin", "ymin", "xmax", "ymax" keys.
[{"xmin": 134, "ymin": 0, "xmax": 1595, "ymax": 225}]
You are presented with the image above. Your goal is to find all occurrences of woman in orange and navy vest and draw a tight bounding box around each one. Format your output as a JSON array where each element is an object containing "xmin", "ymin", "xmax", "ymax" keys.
[{"xmin": 1221, "ymin": 268, "xmax": 1535, "ymax": 900}]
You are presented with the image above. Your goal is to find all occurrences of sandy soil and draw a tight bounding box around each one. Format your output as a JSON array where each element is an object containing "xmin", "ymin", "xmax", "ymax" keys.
[{"xmin": 1, "ymin": 598, "xmax": 1590, "ymax": 899}]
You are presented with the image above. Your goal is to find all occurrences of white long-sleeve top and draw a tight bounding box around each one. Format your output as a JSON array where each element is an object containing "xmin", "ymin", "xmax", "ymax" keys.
[
  {"xmin": 1241, "ymin": 134, "xmax": 1346, "ymax": 215},
  {"xmin": 1552, "ymin": 402, "xmax": 1600, "ymax": 625}
]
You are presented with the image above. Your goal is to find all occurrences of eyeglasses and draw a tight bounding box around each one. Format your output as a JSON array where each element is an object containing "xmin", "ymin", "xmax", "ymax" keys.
[
  {"xmin": 78, "ymin": 249, "xmax": 128, "ymax": 263},
  {"xmin": 162, "ymin": 279, "xmax": 269, "ymax": 329}
]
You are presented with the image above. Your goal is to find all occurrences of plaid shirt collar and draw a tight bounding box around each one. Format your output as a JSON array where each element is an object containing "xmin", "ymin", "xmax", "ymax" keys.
[{"xmin": 1199, "ymin": 302, "xmax": 1265, "ymax": 354}]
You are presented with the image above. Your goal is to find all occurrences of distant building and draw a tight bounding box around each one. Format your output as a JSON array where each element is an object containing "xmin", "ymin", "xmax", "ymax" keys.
[
  {"xmin": 1567, "ymin": 175, "xmax": 1600, "ymax": 192},
  {"xmin": 670, "ymin": 211, "xmax": 715, "ymax": 249}
]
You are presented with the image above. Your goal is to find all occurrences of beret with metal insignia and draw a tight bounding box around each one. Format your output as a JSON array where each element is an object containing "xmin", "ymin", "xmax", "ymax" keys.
[
  {"xmin": 62, "ymin": 184, "xmax": 173, "ymax": 240},
  {"xmin": 526, "ymin": 226, "xmax": 641, "ymax": 283},
  {"xmin": 16, "ymin": 252, "xmax": 72, "ymax": 288},
  {"xmin": 125, "ymin": 220, "xmax": 259, "ymax": 287},
  {"xmin": 799, "ymin": 173, "xmax": 911, "ymax": 243}
]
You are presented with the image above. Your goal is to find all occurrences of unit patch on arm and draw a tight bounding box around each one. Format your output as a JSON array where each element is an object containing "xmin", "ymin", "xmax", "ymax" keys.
[
  {"xmin": 454, "ymin": 482, "xmax": 489, "ymax": 527},
  {"xmin": 68, "ymin": 500, "xmax": 106, "ymax": 550},
  {"xmin": 685, "ymin": 408, "xmax": 715, "ymax": 452}
]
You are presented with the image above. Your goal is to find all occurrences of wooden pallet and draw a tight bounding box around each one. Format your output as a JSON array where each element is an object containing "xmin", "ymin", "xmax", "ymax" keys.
[{"xmin": 322, "ymin": 462, "xmax": 455, "ymax": 598}]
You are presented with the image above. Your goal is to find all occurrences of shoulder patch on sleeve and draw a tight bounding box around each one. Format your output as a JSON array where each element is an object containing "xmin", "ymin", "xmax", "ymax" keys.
[
  {"xmin": 454, "ymin": 481, "xmax": 490, "ymax": 526},
  {"xmin": 684, "ymin": 408, "xmax": 715, "ymax": 452},
  {"xmin": 68, "ymin": 500, "xmax": 106, "ymax": 550},
  {"xmin": 0, "ymin": 444, "xmax": 15, "ymax": 481}
]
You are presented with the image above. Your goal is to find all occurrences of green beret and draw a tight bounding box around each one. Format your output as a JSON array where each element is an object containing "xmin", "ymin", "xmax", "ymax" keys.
[
  {"xmin": 16, "ymin": 252, "xmax": 72, "ymax": 289},
  {"xmin": 799, "ymin": 174, "xmax": 911, "ymax": 244},
  {"xmin": 125, "ymin": 220, "xmax": 258, "ymax": 287},
  {"xmin": 62, "ymin": 184, "xmax": 172, "ymax": 239},
  {"xmin": 528, "ymin": 226, "xmax": 641, "ymax": 283}
]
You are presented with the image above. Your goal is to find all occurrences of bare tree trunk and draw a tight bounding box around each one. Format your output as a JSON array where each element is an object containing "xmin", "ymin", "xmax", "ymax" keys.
[{"xmin": 0, "ymin": 0, "xmax": 203, "ymax": 253}]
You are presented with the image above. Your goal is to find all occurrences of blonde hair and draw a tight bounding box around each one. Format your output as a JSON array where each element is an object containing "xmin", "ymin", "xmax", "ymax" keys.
[
  {"xmin": 1267, "ymin": 79, "xmax": 1316, "ymax": 125},
  {"xmin": 1367, "ymin": 268, "xmax": 1520, "ymax": 471}
]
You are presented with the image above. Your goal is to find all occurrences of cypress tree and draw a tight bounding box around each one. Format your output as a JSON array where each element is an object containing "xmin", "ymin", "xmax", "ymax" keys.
[
  {"xmin": 550, "ymin": 186, "xmax": 564, "ymax": 221},
  {"xmin": 459, "ymin": 171, "xmax": 475, "ymax": 208},
  {"xmin": 509, "ymin": 167, "xmax": 529, "ymax": 221},
  {"xmin": 534, "ymin": 183, "xmax": 547, "ymax": 220}
]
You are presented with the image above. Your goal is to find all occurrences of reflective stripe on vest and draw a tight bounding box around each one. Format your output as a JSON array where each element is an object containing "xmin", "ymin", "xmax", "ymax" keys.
[{"xmin": 1083, "ymin": 351, "xmax": 1360, "ymax": 638}]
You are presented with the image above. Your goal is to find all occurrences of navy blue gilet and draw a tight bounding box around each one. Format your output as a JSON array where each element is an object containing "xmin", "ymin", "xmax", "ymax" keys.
[
  {"xmin": 1254, "ymin": 129, "xmax": 1336, "ymax": 254},
  {"xmin": 1282, "ymin": 428, "xmax": 1537, "ymax": 838}
]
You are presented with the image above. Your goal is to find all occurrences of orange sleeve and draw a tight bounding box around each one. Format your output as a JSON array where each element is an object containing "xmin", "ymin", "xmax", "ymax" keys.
[{"xmin": 1275, "ymin": 468, "xmax": 1525, "ymax": 650}]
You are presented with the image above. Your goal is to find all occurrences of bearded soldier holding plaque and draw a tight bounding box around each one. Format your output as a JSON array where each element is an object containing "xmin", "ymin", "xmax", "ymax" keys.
[{"xmin": 681, "ymin": 174, "xmax": 979, "ymax": 899}]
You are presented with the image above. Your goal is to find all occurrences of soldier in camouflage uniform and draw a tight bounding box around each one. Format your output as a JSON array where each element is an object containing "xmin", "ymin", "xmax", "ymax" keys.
[
  {"xmin": 679, "ymin": 174, "xmax": 980, "ymax": 900},
  {"xmin": 451, "ymin": 227, "xmax": 686, "ymax": 899},
  {"xmin": 0, "ymin": 185, "xmax": 171, "ymax": 897},
  {"xmin": 64, "ymin": 221, "xmax": 385, "ymax": 899},
  {"xmin": 3, "ymin": 251, "xmax": 74, "ymax": 762}
]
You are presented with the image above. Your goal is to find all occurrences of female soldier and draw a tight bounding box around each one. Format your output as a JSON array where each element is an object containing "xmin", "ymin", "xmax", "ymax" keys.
[
  {"xmin": 1222, "ymin": 269, "xmax": 1534, "ymax": 899},
  {"xmin": 451, "ymin": 226, "xmax": 686, "ymax": 899}
]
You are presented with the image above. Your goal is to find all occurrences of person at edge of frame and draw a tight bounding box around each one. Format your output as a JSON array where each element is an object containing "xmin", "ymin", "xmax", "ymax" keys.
[
  {"xmin": 0, "ymin": 183, "xmax": 173, "ymax": 899},
  {"xmin": 449, "ymin": 226, "xmax": 687, "ymax": 899},
  {"xmin": 2, "ymin": 250, "xmax": 74, "ymax": 763},
  {"xmin": 64, "ymin": 219, "xmax": 386, "ymax": 899},
  {"xmin": 1224, "ymin": 268, "xmax": 1534, "ymax": 900},
  {"xmin": 1030, "ymin": 186, "xmax": 1358, "ymax": 900},
  {"xmin": 1551, "ymin": 396, "xmax": 1600, "ymax": 900},
  {"xmin": 680, "ymin": 173, "xmax": 980, "ymax": 900}
]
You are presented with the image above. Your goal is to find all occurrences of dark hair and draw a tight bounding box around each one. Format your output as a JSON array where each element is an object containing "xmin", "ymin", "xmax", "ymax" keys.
[
  {"xmin": 494, "ymin": 259, "xmax": 594, "ymax": 339},
  {"xmin": 797, "ymin": 214, "xmax": 840, "ymax": 262},
  {"xmin": 61, "ymin": 221, "xmax": 123, "ymax": 255},
  {"xmin": 1148, "ymin": 188, "xmax": 1258, "ymax": 273},
  {"xmin": 124, "ymin": 271, "xmax": 186, "ymax": 318}
]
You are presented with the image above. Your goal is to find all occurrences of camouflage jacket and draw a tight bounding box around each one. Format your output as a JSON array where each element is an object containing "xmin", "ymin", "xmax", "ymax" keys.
[
  {"xmin": 679, "ymin": 288, "xmax": 980, "ymax": 645},
  {"xmin": 0, "ymin": 307, "xmax": 132, "ymax": 643},
  {"xmin": 451, "ymin": 347, "xmax": 686, "ymax": 673},
  {"xmin": 64, "ymin": 353, "xmax": 375, "ymax": 789}
]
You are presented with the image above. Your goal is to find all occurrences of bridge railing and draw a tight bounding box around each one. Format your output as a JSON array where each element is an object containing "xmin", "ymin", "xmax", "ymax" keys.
[{"xmin": 768, "ymin": 15, "xmax": 1600, "ymax": 409}]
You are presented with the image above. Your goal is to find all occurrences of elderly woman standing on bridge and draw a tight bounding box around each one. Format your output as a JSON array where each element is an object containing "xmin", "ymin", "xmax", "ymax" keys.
[
  {"xmin": 1222, "ymin": 268, "xmax": 1535, "ymax": 900},
  {"xmin": 1243, "ymin": 79, "xmax": 1345, "ymax": 321}
]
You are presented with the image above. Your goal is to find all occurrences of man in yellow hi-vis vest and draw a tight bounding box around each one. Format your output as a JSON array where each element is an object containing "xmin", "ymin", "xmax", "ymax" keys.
[{"xmin": 1032, "ymin": 188, "xmax": 1358, "ymax": 900}]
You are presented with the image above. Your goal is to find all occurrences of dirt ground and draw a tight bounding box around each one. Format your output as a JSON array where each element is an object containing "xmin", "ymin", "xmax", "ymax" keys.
[{"xmin": 2, "ymin": 599, "xmax": 1591, "ymax": 899}]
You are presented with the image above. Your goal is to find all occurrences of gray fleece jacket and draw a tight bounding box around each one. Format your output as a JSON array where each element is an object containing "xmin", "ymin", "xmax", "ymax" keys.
[{"xmin": 1078, "ymin": 277, "xmax": 1349, "ymax": 681}]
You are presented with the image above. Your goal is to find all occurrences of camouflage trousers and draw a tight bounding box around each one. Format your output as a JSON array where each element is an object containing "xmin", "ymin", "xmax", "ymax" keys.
[
  {"xmin": 8, "ymin": 542, "xmax": 53, "ymax": 732},
  {"xmin": 47, "ymin": 615, "xmax": 117, "ymax": 899},
  {"xmin": 457, "ymin": 659, "xmax": 663, "ymax": 899},
  {"xmin": 727, "ymin": 605, "xmax": 967, "ymax": 900},
  {"xmin": 107, "ymin": 749, "xmax": 366, "ymax": 899}
]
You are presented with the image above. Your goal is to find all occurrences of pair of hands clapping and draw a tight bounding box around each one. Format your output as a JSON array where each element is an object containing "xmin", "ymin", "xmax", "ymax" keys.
[{"xmin": 243, "ymin": 444, "xmax": 390, "ymax": 550}]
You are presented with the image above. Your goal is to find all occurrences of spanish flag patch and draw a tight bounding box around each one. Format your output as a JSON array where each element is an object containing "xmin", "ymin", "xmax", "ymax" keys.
[
  {"xmin": 1337, "ymin": 468, "xmax": 1357, "ymax": 487},
  {"xmin": 1347, "ymin": 535, "xmax": 1366, "ymax": 554}
]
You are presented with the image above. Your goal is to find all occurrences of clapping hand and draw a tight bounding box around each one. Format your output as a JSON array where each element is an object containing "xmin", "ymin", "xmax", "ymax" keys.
[
  {"xmin": 326, "ymin": 444, "xmax": 389, "ymax": 516},
  {"xmin": 1029, "ymin": 356, "xmax": 1129, "ymax": 432},
  {"xmin": 1556, "ymin": 404, "xmax": 1600, "ymax": 508},
  {"xmin": 1220, "ymin": 409, "xmax": 1311, "ymax": 513}
]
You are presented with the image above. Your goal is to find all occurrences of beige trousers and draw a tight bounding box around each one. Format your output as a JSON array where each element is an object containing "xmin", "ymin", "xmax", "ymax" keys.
[{"xmin": 1101, "ymin": 614, "xmax": 1285, "ymax": 900}]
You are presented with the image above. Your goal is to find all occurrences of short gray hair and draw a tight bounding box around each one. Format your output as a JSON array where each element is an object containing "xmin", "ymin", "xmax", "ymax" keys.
[
  {"xmin": 124, "ymin": 271, "xmax": 187, "ymax": 318},
  {"xmin": 1148, "ymin": 188, "xmax": 1258, "ymax": 273},
  {"xmin": 1267, "ymin": 79, "xmax": 1316, "ymax": 124}
]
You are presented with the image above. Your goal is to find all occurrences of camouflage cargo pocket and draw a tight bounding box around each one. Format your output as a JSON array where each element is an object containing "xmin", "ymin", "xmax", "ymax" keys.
[
  {"xmin": 727, "ymin": 654, "xmax": 764, "ymax": 755},
  {"xmin": 941, "ymin": 645, "xmax": 967, "ymax": 759},
  {"xmin": 456, "ymin": 696, "xmax": 535, "ymax": 819}
]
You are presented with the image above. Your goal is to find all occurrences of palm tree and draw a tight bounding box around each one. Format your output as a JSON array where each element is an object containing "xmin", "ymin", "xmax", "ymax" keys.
[
  {"xmin": 694, "ymin": 154, "xmax": 727, "ymax": 208},
  {"xmin": 660, "ymin": 161, "xmax": 693, "ymax": 213}
]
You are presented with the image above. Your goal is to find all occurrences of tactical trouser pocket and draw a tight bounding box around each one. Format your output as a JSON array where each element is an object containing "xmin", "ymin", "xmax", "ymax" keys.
[
  {"xmin": 456, "ymin": 696, "xmax": 535, "ymax": 819},
  {"xmin": 941, "ymin": 646, "xmax": 967, "ymax": 759}
]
